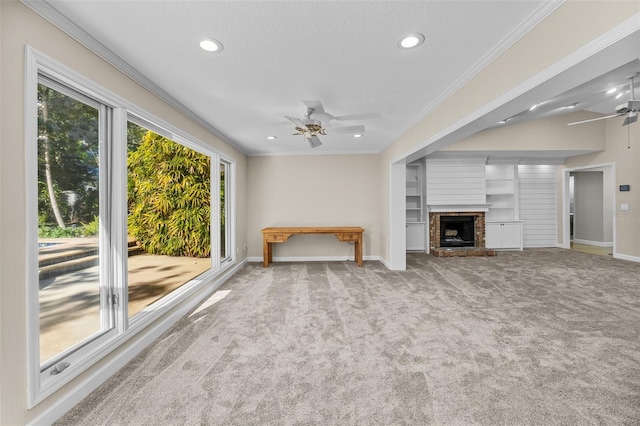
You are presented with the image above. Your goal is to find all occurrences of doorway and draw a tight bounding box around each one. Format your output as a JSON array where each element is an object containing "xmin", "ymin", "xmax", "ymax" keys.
[{"xmin": 564, "ymin": 164, "xmax": 614, "ymax": 256}]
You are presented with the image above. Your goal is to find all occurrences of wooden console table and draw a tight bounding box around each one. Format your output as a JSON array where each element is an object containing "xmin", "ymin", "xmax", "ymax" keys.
[{"xmin": 261, "ymin": 226, "xmax": 364, "ymax": 268}]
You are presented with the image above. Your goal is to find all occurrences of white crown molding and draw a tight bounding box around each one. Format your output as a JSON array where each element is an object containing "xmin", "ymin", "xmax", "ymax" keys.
[
  {"xmin": 248, "ymin": 149, "xmax": 380, "ymax": 157},
  {"xmin": 381, "ymin": 0, "xmax": 566, "ymax": 152},
  {"xmin": 21, "ymin": 0, "xmax": 247, "ymax": 155}
]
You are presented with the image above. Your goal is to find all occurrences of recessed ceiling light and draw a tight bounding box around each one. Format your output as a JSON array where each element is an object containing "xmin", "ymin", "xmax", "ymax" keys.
[
  {"xmin": 498, "ymin": 120, "xmax": 507, "ymax": 124},
  {"xmin": 353, "ymin": 134, "xmax": 363, "ymax": 138},
  {"xmin": 200, "ymin": 38, "xmax": 223, "ymax": 52},
  {"xmin": 529, "ymin": 104, "xmax": 538, "ymax": 111},
  {"xmin": 266, "ymin": 136, "xmax": 277, "ymax": 140},
  {"xmin": 606, "ymin": 88, "xmax": 617, "ymax": 94},
  {"xmin": 616, "ymin": 92, "xmax": 624, "ymax": 99},
  {"xmin": 398, "ymin": 33, "xmax": 425, "ymax": 49}
]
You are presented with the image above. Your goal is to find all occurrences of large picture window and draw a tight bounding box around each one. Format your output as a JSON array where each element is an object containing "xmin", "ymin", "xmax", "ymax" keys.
[
  {"xmin": 26, "ymin": 48, "xmax": 235, "ymax": 405},
  {"xmin": 126, "ymin": 121, "xmax": 212, "ymax": 317}
]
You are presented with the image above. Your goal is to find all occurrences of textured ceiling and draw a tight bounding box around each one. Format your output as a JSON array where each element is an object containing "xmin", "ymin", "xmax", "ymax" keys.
[{"xmin": 40, "ymin": 0, "xmax": 559, "ymax": 155}]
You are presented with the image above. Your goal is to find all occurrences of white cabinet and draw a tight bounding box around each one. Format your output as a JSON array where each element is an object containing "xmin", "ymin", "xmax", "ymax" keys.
[
  {"xmin": 406, "ymin": 223, "xmax": 426, "ymax": 251},
  {"xmin": 486, "ymin": 221, "xmax": 523, "ymax": 250},
  {"xmin": 406, "ymin": 162, "xmax": 425, "ymax": 251}
]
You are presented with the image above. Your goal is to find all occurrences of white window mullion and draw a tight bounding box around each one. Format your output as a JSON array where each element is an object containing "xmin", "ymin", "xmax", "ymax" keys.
[
  {"xmin": 211, "ymin": 158, "xmax": 221, "ymax": 271},
  {"xmin": 110, "ymin": 107, "xmax": 129, "ymax": 329}
]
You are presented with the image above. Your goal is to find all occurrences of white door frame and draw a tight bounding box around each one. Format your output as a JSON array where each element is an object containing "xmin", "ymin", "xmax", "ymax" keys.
[{"xmin": 561, "ymin": 163, "xmax": 616, "ymax": 253}]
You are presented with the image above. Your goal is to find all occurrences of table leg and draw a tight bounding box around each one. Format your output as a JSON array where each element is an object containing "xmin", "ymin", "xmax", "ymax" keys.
[
  {"xmin": 263, "ymin": 237, "xmax": 269, "ymax": 268},
  {"xmin": 356, "ymin": 233, "xmax": 363, "ymax": 267}
]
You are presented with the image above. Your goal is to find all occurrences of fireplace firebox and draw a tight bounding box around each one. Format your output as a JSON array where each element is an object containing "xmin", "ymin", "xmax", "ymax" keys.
[{"xmin": 439, "ymin": 216, "xmax": 475, "ymax": 247}]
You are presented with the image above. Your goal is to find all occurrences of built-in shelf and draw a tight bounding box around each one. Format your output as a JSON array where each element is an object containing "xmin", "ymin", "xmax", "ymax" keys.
[
  {"xmin": 486, "ymin": 164, "xmax": 518, "ymax": 222},
  {"xmin": 485, "ymin": 163, "xmax": 522, "ymax": 249},
  {"xmin": 406, "ymin": 162, "xmax": 425, "ymax": 250}
]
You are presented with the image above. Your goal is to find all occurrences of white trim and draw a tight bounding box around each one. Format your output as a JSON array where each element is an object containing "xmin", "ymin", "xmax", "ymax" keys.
[
  {"xmin": 249, "ymin": 149, "xmax": 380, "ymax": 158},
  {"xmin": 381, "ymin": 0, "xmax": 565, "ymax": 151},
  {"xmin": 247, "ymin": 256, "xmax": 381, "ymax": 264},
  {"xmin": 24, "ymin": 45, "xmax": 41, "ymax": 408},
  {"xmin": 27, "ymin": 259, "xmax": 247, "ymax": 426},
  {"xmin": 562, "ymin": 162, "xmax": 617, "ymax": 254},
  {"xmin": 427, "ymin": 204, "xmax": 491, "ymax": 213},
  {"xmin": 556, "ymin": 243, "xmax": 566, "ymax": 249},
  {"xmin": 572, "ymin": 239, "xmax": 613, "ymax": 247},
  {"xmin": 561, "ymin": 168, "xmax": 570, "ymax": 249},
  {"xmin": 377, "ymin": 256, "xmax": 392, "ymax": 270},
  {"xmin": 613, "ymin": 253, "xmax": 640, "ymax": 263},
  {"xmin": 20, "ymin": 0, "xmax": 245, "ymax": 155}
]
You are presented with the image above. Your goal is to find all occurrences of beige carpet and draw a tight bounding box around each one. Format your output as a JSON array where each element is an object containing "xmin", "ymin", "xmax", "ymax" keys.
[{"xmin": 56, "ymin": 249, "xmax": 640, "ymax": 425}]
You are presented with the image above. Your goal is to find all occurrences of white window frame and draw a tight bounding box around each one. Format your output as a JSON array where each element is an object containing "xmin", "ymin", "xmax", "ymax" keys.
[
  {"xmin": 25, "ymin": 47, "xmax": 236, "ymax": 407},
  {"xmin": 220, "ymin": 159, "xmax": 234, "ymax": 264}
]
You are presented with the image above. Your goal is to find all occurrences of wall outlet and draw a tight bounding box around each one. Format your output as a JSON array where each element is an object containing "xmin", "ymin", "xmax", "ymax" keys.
[{"xmin": 620, "ymin": 203, "xmax": 630, "ymax": 211}]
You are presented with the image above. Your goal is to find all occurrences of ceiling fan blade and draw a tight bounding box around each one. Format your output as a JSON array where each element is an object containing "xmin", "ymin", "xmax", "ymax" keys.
[
  {"xmin": 567, "ymin": 114, "xmax": 622, "ymax": 126},
  {"xmin": 284, "ymin": 115, "xmax": 308, "ymax": 129},
  {"xmin": 622, "ymin": 113, "xmax": 638, "ymax": 126},
  {"xmin": 307, "ymin": 135, "xmax": 322, "ymax": 148},
  {"xmin": 302, "ymin": 100, "xmax": 327, "ymax": 115},
  {"xmin": 324, "ymin": 125, "xmax": 365, "ymax": 135},
  {"xmin": 302, "ymin": 100, "xmax": 335, "ymax": 121},
  {"xmin": 333, "ymin": 112, "xmax": 382, "ymax": 121}
]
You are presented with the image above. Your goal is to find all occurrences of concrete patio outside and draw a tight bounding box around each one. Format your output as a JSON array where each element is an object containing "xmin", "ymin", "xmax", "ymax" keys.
[{"xmin": 39, "ymin": 238, "xmax": 210, "ymax": 363}]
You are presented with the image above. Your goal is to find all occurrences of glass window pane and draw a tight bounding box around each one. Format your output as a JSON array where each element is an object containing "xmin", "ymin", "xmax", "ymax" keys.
[
  {"xmin": 37, "ymin": 83, "xmax": 105, "ymax": 365},
  {"xmin": 127, "ymin": 122, "xmax": 212, "ymax": 317}
]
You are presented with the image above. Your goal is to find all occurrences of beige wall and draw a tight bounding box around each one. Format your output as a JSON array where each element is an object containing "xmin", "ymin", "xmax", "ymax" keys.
[
  {"xmin": 0, "ymin": 2, "xmax": 247, "ymax": 423},
  {"xmin": 379, "ymin": 1, "xmax": 639, "ymax": 262},
  {"xmin": 562, "ymin": 117, "xmax": 640, "ymax": 257},
  {"xmin": 442, "ymin": 111, "xmax": 606, "ymax": 153},
  {"xmin": 247, "ymin": 154, "xmax": 380, "ymax": 259}
]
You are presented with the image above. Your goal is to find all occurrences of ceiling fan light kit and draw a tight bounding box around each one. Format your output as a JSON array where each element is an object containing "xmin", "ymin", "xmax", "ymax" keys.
[{"xmin": 283, "ymin": 101, "xmax": 367, "ymax": 148}]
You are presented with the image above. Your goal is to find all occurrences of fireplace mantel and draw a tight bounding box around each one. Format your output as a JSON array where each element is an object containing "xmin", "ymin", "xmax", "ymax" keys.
[{"xmin": 426, "ymin": 204, "xmax": 491, "ymax": 213}]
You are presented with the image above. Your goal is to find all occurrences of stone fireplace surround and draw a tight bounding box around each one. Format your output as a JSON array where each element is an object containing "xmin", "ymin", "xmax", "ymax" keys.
[{"xmin": 428, "ymin": 207, "xmax": 496, "ymax": 257}]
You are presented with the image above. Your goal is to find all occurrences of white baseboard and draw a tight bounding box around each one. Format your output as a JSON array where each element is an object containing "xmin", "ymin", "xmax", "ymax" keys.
[
  {"xmin": 613, "ymin": 253, "xmax": 640, "ymax": 263},
  {"xmin": 30, "ymin": 259, "xmax": 247, "ymax": 426},
  {"xmin": 572, "ymin": 239, "xmax": 614, "ymax": 247},
  {"xmin": 247, "ymin": 255, "xmax": 381, "ymax": 263},
  {"xmin": 378, "ymin": 257, "xmax": 391, "ymax": 270}
]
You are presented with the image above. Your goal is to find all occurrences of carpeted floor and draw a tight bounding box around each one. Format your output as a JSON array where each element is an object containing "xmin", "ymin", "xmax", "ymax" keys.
[{"xmin": 56, "ymin": 249, "xmax": 640, "ymax": 425}]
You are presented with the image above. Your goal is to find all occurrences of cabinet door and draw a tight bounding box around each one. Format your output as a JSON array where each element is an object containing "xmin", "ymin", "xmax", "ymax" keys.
[
  {"xmin": 406, "ymin": 223, "xmax": 425, "ymax": 250},
  {"xmin": 485, "ymin": 222, "xmax": 501, "ymax": 248},
  {"xmin": 500, "ymin": 222, "xmax": 522, "ymax": 249}
]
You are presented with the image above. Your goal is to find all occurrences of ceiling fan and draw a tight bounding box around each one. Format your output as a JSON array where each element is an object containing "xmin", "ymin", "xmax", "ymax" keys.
[
  {"xmin": 568, "ymin": 72, "xmax": 639, "ymax": 126},
  {"xmin": 284, "ymin": 101, "xmax": 366, "ymax": 148}
]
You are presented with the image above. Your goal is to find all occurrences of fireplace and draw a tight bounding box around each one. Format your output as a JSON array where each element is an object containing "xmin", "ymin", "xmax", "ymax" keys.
[
  {"xmin": 440, "ymin": 216, "xmax": 475, "ymax": 247},
  {"xmin": 428, "ymin": 210, "xmax": 495, "ymax": 256}
]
